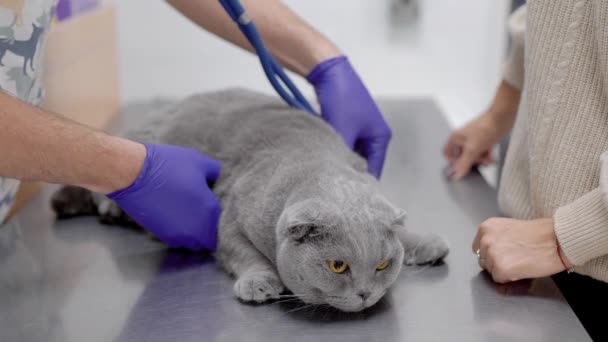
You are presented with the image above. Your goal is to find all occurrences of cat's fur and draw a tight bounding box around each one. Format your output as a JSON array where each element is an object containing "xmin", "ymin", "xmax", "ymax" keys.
[{"xmin": 52, "ymin": 89, "xmax": 449, "ymax": 312}]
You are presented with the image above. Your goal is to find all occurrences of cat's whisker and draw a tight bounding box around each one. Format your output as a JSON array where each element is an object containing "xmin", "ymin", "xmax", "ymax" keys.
[
  {"xmin": 273, "ymin": 298, "xmax": 303, "ymax": 304},
  {"xmin": 321, "ymin": 307, "xmax": 331, "ymax": 321},
  {"xmin": 284, "ymin": 304, "xmax": 317, "ymax": 314},
  {"xmin": 277, "ymin": 293, "xmax": 305, "ymax": 298},
  {"xmin": 312, "ymin": 303, "xmax": 331, "ymax": 316},
  {"xmin": 271, "ymin": 298, "xmax": 304, "ymax": 305}
]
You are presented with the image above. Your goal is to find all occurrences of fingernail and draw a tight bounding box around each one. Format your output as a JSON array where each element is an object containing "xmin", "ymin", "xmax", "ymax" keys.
[
  {"xmin": 451, "ymin": 147, "xmax": 462, "ymax": 158},
  {"xmin": 443, "ymin": 165, "xmax": 455, "ymax": 179}
]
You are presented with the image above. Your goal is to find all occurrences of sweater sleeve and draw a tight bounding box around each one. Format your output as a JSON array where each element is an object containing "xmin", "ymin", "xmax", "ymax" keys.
[
  {"xmin": 554, "ymin": 151, "xmax": 608, "ymax": 265},
  {"xmin": 502, "ymin": 5, "xmax": 527, "ymax": 90}
]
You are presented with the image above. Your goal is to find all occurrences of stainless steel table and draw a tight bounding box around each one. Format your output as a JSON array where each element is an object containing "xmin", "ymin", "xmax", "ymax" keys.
[{"xmin": 0, "ymin": 99, "xmax": 590, "ymax": 342}]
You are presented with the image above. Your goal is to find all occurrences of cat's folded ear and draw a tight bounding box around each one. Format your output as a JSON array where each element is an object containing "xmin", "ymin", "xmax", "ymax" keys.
[
  {"xmin": 389, "ymin": 209, "xmax": 408, "ymax": 232},
  {"xmin": 393, "ymin": 210, "xmax": 407, "ymax": 226},
  {"xmin": 277, "ymin": 199, "xmax": 338, "ymax": 244},
  {"xmin": 286, "ymin": 224, "xmax": 325, "ymax": 244}
]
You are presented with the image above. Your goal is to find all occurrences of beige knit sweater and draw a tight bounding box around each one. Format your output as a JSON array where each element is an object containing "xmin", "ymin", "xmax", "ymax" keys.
[{"xmin": 499, "ymin": 1, "xmax": 608, "ymax": 282}]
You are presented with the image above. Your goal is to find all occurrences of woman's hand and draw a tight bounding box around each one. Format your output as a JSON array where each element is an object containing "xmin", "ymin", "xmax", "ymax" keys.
[
  {"xmin": 472, "ymin": 218, "xmax": 571, "ymax": 283},
  {"xmin": 442, "ymin": 113, "xmax": 503, "ymax": 180},
  {"xmin": 443, "ymin": 80, "xmax": 521, "ymax": 180}
]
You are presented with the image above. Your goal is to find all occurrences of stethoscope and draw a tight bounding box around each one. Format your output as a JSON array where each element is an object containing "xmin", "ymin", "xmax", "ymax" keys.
[{"xmin": 219, "ymin": 0, "xmax": 316, "ymax": 114}]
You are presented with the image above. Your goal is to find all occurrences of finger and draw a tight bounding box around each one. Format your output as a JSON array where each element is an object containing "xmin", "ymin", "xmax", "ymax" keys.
[
  {"xmin": 472, "ymin": 228, "xmax": 482, "ymax": 254},
  {"xmin": 443, "ymin": 164, "xmax": 456, "ymax": 179},
  {"xmin": 472, "ymin": 222, "xmax": 487, "ymax": 253},
  {"xmin": 480, "ymin": 150, "xmax": 495, "ymax": 162},
  {"xmin": 162, "ymin": 238, "xmax": 180, "ymax": 249},
  {"xmin": 357, "ymin": 137, "xmax": 390, "ymax": 179},
  {"xmin": 479, "ymin": 253, "xmax": 493, "ymax": 273},
  {"xmin": 478, "ymin": 151, "xmax": 495, "ymax": 166},
  {"xmin": 492, "ymin": 268, "xmax": 509, "ymax": 284},
  {"xmin": 334, "ymin": 125, "xmax": 358, "ymax": 150},
  {"xmin": 184, "ymin": 240, "xmax": 204, "ymax": 252},
  {"xmin": 204, "ymin": 158, "xmax": 223, "ymax": 182},
  {"xmin": 442, "ymin": 134, "xmax": 464, "ymax": 162},
  {"xmin": 200, "ymin": 199, "xmax": 221, "ymax": 252},
  {"xmin": 478, "ymin": 254, "xmax": 485, "ymax": 269},
  {"xmin": 451, "ymin": 149, "xmax": 477, "ymax": 180},
  {"xmin": 479, "ymin": 159, "xmax": 493, "ymax": 167},
  {"xmin": 443, "ymin": 132, "xmax": 465, "ymax": 159}
]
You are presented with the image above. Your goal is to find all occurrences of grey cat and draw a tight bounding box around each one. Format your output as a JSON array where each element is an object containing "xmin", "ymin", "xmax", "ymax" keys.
[{"xmin": 52, "ymin": 89, "xmax": 449, "ymax": 312}]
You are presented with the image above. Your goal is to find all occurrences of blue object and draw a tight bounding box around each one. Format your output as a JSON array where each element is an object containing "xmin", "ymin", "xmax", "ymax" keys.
[
  {"xmin": 219, "ymin": 0, "xmax": 315, "ymax": 114},
  {"xmin": 56, "ymin": 0, "xmax": 100, "ymax": 21},
  {"xmin": 108, "ymin": 143, "xmax": 222, "ymax": 251},
  {"xmin": 307, "ymin": 56, "xmax": 392, "ymax": 178}
]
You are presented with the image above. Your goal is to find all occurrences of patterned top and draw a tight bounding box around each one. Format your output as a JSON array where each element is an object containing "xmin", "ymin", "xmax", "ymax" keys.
[{"xmin": 0, "ymin": 0, "xmax": 56, "ymax": 223}]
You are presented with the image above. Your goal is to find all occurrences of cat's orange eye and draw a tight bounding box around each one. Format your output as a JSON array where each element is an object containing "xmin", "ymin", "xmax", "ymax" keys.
[
  {"xmin": 328, "ymin": 260, "xmax": 349, "ymax": 274},
  {"xmin": 376, "ymin": 260, "xmax": 390, "ymax": 271}
]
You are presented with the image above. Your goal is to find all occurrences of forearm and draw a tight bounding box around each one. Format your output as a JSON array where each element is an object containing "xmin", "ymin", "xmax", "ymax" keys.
[
  {"xmin": 553, "ymin": 150, "xmax": 608, "ymax": 266},
  {"xmin": 0, "ymin": 92, "xmax": 145, "ymax": 194},
  {"xmin": 484, "ymin": 80, "xmax": 521, "ymax": 138},
  {"xmin": 166, "ymin": 0, "xmax": 341, "ymax": 76}
]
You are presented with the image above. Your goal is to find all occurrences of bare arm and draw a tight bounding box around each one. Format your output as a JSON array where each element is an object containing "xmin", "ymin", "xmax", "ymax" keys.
[
  {"xmin": 485, "ymin": 80, "xmax": 521, "ymax": 136},
  {"xmin": 166, "ymin": 0, "xmax": 341, "ymax": 76},
  {"xmin": 0, "ymin": 92, "xmax": 145, "ymax": 194}
]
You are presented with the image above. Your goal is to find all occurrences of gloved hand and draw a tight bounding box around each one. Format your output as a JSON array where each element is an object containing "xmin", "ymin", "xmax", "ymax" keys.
[
  {"xmin": 307, "ymin": 56, "xmax": 391, "ymax": 178},
  {"xmin": 107, "ymin": 143, "xmax": 222, "ymax": 251}
]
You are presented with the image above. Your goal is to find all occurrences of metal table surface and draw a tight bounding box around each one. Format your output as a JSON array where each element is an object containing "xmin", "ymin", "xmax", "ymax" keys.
[{"xmin": 0, "ymin": 98, "xmax": 590, "ymax": 342}]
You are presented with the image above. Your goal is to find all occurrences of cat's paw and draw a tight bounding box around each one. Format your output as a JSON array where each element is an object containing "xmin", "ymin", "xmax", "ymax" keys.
[
  {"xmin": 51, "ymin": 186, "xmax": 97, "ymax": 219},
  {"xmin": 234, "ymin": 270, "xmax": 285, "ymax": 303},
  {"xmin": 96, "ymin": 198, "xmax": 137, "ymax": 227},
  {"xmin": 405, "ymin": 234, "xmax": 449, "ymax": 265}
]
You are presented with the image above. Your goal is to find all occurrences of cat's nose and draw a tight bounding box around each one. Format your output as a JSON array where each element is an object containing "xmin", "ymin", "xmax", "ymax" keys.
[{"xmin": 357, "ymin": 291, "xmax": 372, "ymax": 301}]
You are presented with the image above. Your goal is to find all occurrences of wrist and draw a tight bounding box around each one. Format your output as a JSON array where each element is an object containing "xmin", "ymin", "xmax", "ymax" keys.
[
  {"xmin": 551, "ymin": 217, "xmax": 575, "ymax": 271},
  {"xmin": 480, "ymin": 109, "xmax": 514, "ymax": 140},
  {"xmin": 81, "ymin": 136, "xmax": 146, "ymax": 194},
  {"xmin": 296, "ymin": 46, "xmax": 341, "ymax": 77},
  {"xmin": 307, "ymin": 55, "xmax": 350, "ymax": 85},
  {"xmin": 310, "ymin": 45, "xmax": 342, "ymax": 71},
  {"xmin": 484, "ymin": 80, "xmax": 520, "ymax": 133},
  {"xmin": 557, "ymin": 245, "xmax": 575, "ymax": 272}
]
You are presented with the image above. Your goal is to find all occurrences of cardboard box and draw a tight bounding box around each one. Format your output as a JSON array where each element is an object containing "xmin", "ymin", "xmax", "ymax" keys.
[
  {"xmin": 5, "ymin": 5, "xmax": 119, "ymax": 222},
  {"xmin": 43, "ymin": 4, "xmax": 120, "ymax": 129},
  {"xmin": 5, "ymin": 181, "xmax": 42, "ymax": 222}
]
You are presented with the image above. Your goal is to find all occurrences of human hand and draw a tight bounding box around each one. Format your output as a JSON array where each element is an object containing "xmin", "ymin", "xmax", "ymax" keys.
[
  {"xmin": 442, "ymin": 113, "xmax": 504, "ymax": 180},
  {"xmin": 472, "ymin": 218, "xmax": 571, "ymax": 283},
  {"xmin": 307, "ymin": 56, "xmax": 391, "ymax": 179},
  {"xmin": 107, "ymin": 143, "xmax": 222, "ymax": 251}
]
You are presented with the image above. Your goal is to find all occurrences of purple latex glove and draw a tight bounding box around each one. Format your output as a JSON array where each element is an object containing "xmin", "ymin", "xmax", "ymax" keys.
[
  {"xmin": 307, "ymin": 56, "xmax": 391, "ymax": 178},
  {"xmin": 107, "ymin": 143, "xmax": 222, "ymax": 251}
]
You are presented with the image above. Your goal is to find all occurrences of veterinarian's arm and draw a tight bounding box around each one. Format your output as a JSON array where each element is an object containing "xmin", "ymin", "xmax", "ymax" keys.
[
  {"xmin": 169, "ymin": 0, "xmax": 392, "ymax": 178},
  {"xmin": 0, "ymin": 91, "xmax": 145, "ymax": 193},
  {"xmin": 166, "ymin": 0, "xmax": 340, "ymax": 75},
  {"xmin": 0, "ymin": 92, "xmax": 222, "ymax": 251}
]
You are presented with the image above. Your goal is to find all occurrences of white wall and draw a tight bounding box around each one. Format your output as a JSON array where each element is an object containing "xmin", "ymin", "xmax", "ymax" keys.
[{"xmin": 115, "ymin": 0, "xmax": 510, "ymax": 127}]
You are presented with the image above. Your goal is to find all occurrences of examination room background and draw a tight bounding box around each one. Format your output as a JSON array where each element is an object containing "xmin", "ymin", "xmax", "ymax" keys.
[{"xmin": 115, "ymin": 0, "xmax": 510, "ymax": 130}]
